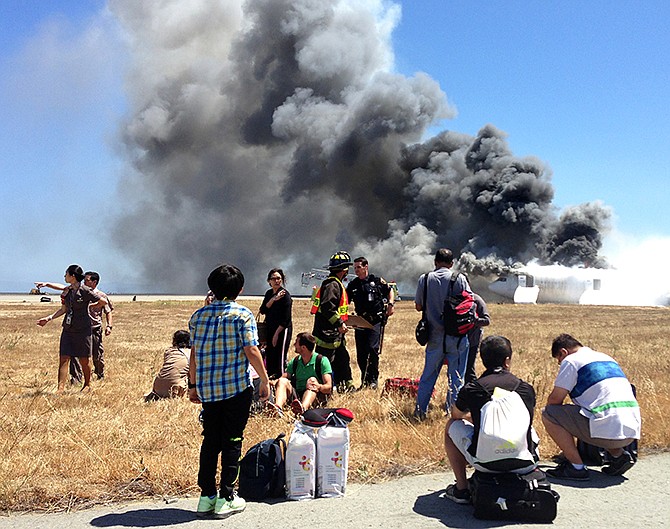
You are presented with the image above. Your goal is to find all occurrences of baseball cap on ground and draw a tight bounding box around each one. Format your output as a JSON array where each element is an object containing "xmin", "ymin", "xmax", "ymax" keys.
[
  {"xmin": 301, "ymin": 408, "xmax": 354, "ymax": 427},
  {"xmin": 327, "ymin": 251, "xmax": 353, "ymax": 271}
]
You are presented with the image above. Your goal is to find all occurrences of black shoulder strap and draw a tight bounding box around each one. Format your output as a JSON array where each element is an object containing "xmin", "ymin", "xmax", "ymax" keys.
[
  {"xmin": 479, "ymin": 375, "xmax": 521, "ymax": 401},
  {"xmin": 422, "ymin": 273, "xmax": 428, "ymax": 317},
  {"xmin": 315, "ymin": 353, "xmax": 323, "ymax": 383},
  {"xmin": 291, "ymin": 356, "xmax": 299, "ymax": 388},
  {"xmin": 448, "ymin": 271, "xmax": 459, "ymax": 297}
]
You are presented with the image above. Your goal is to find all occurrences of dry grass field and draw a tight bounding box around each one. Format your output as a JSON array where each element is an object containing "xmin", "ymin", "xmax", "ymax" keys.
[{"xmin": 1, "ymin": 298, "xmax": 668, "ymax": 513}]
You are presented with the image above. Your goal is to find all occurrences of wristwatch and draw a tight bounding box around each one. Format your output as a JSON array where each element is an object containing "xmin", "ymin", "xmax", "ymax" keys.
[{"xmin": 188, "ymin": 381, "xmax": 197, "ymax": 389}]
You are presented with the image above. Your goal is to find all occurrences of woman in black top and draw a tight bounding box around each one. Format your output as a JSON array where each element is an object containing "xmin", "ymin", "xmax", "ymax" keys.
[{"xmin": 259, "ymin": 268, "xmax": 293, "ymax": 379}]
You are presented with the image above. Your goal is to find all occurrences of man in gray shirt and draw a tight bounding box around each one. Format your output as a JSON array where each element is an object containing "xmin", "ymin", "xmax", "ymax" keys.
[{"xmin": 414, "ymin": 248, "xmax": 473, "ymax": 420}]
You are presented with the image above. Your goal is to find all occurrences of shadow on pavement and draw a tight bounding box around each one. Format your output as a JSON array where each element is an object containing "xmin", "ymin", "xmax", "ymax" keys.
[
  {"xmin": 412, "ymin": 489, "xmax": 497, "ymax": 528},
  {"xmin": 413, "ymin": 469, "xmax": 628, "ymax": 528},
  {"xmin": 539, "ymin": 464, "xmax": 627, "ymax": 490},
  {"xmin": 90, "ymin": 508, "xmax": 196, "ymax": 527}
]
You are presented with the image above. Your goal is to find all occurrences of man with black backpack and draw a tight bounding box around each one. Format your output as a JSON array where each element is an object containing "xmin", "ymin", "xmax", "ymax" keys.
[
  {"xmin": 274, "ymin": 332, "xmax": 333, "ymax": 415},
  {"xmin": 444, "ymin": 335, "xmax": 538, "ymax": 504},
  {"xmin": 414, "ymin": 248, "xmax": 474, "ymax": 420}
]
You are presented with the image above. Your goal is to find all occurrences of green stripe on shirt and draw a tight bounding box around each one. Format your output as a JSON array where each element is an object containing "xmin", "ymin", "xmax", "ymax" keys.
[{"xmin": 590, "ymin": 400, "xmax": 638, "ymax": 414}]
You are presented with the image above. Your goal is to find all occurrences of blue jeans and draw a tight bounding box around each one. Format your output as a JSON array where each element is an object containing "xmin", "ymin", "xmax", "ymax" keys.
[{"xmin": 416, "ymin": 333, "xmax": 469, "ymax": 414}]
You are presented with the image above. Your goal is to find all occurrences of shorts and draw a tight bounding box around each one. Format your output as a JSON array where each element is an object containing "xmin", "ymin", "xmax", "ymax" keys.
[
  {"xmin": 448, "ymin": 419, "xmax": 539, "ymax": 473},
  {"xmin": 542, "ymin": 404, "xmax": 636, "ymax": 450},
  {"xmin": 448, "ymin": 419, "xmax": 478, "ymax": 467}
]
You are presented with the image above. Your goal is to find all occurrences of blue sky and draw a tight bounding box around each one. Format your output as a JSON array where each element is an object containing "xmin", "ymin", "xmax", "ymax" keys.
[{"xmin": 1, "ymin": 1, "xmax": 669, "ymax": 293}]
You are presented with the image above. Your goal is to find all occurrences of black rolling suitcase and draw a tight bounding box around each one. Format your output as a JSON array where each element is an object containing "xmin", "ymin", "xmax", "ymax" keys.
[{"xmin": 470, "ymin": 468, "xmax": 560, "ymax": 522}]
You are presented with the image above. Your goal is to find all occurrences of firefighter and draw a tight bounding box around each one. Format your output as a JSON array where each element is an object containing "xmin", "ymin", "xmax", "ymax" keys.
[{"xmin": 311, "ymin": 251, "xmax": 355, "ymax": 393}]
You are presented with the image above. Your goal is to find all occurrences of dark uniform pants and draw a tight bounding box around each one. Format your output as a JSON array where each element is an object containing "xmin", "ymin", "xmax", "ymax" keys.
[{"xmin": 354, "ymin": 323, "xmax": 381, "ymax": 386}]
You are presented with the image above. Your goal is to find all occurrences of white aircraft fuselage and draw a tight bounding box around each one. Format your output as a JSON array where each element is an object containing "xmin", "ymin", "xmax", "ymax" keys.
[{"xmin": 488, "ymin": 264, "xmax": 668, "ymax": 306}]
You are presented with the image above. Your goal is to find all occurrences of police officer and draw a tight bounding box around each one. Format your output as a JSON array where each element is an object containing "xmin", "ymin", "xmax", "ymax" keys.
[{"xmin": 346, "ymin": 257, "xmax": 394, "ymax": 390}]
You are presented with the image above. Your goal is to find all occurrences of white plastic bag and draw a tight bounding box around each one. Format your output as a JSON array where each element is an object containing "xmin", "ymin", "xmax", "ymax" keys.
[
  {"xmin": 285, "ymin": 421, "xmax": 318, "ymax": 500},
  {"xmin": 317, "ymin": 426, "xmax": 349, "ymax": 497}
]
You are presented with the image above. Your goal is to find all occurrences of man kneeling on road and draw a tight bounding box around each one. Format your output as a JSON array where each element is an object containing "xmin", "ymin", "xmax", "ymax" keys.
[
  {"xmin": 444, "ymin": 335, "xmax": 538, "ymax": 504},
  {"xmin": 542, "ymin": 333, "xmax": 640, "ymax": 481},
  {"xmin": 273, "ymin": 332, "xmax": 333, "ymax": 416}
]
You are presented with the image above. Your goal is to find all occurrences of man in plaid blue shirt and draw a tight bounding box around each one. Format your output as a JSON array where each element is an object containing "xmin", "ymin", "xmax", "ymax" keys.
[{"xmin": 188, "ymin": 263, "xmax": 270, "ymax": 518}]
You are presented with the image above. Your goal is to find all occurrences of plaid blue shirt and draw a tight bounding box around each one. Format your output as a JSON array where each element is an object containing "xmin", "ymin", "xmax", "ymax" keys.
[{"xmin": 189, "ymin": 299, "xmax": 258, "ymax": 402}]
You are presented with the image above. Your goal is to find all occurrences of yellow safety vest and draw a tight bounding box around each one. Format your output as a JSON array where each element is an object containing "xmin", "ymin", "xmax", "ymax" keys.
[{"xmin": 310, "ymin": 277, "xmax": 349, "ymax": 321}]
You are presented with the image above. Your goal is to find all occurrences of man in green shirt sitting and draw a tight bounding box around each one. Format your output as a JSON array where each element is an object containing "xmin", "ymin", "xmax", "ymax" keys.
[{"xmin": 273, "ymin": 332, "xmax": 333, "ymax": 415}]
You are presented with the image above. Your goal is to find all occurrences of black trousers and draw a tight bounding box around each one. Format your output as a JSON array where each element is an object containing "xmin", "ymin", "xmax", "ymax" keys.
[
  {"xmin": 354, "ymin": 324, "xmax": 381, "ymax": 386},
  {"xmin": 264, "ymin": 325, "xmax": 292, "ymax": 380},
  {"xmin": 316, "ymin": 340, "xmax": 352, "ymax": 385},
  {"xmin": 198, "ymin": 387, "xmax": 252, "ymax": 499}
]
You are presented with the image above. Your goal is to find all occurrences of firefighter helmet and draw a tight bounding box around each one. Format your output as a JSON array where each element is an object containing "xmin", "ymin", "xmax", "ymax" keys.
[{"xmin": 327, "ymin": 251, "xmax": 353, "ymax": 271}]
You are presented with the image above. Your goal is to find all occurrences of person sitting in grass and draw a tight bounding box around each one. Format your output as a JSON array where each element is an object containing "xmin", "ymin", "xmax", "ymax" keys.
[
  {"xmin": 271, "ymin": 332, "xmax": 333, "ymax": 416},
  {"xmin": 144, "ymin": 330, "xmax": 191, "ymax": 401},
  {"xmin": 187, "ymin": 263, "xmax": 270, "ymax": 518}
]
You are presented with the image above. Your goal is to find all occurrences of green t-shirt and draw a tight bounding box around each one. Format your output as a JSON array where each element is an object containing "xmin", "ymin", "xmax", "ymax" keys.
[{"xmin": 286, "ymin": 352, "xmax": 332, "ymax": 392}]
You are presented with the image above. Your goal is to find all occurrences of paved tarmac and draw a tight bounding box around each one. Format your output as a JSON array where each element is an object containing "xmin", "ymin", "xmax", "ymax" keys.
[{"xmin": 3, "ymin": 453, "xmax": 669, "ymax": 529}]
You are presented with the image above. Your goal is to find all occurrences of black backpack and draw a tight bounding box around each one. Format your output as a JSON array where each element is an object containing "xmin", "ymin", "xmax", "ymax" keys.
[
  {"xmin": 238, "ymin": 433, "xmax": 287, "ymax": 500},
  {"xmin": 442, "ymin": 272, "xmax": 477, "ymax": 337}
]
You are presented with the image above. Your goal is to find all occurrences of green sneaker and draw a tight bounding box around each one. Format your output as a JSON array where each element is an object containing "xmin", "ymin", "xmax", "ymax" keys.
[
  {"xmin": 196, "ymin": 495, "xmax": 217, "ymax": 516},
  {"xmin": 214, "ymin": 493, "xmax": 246, "ymax": 517}
]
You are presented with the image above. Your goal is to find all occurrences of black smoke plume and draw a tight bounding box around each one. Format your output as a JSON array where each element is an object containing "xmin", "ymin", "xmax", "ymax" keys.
[{"xmin": 111, "ymin": 0, "xmax": 611, "ymax": 293}]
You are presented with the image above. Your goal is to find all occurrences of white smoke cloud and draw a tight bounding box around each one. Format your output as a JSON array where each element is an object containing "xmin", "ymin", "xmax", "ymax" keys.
[{"xmin": 602, "ymin": 234, "xmax": 670, "ymax": 305}]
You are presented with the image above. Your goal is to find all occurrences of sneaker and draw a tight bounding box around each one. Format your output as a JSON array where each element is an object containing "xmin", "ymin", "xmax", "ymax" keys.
[
  {"xmin": 265, "ymin": 401, "xmax": 284, "ymax": 418},
  {"xmin": 214, "ymin": 493, "xmax": 246, "ymax": 517},
  {"xmin": 602, "ymin": 450, "xmax": 635, "ymax": 476},
  {"xmin": 546, "ymin": 461, "xmax": 590, "ymax": 481},
  {"xmin": 290, "ymin": 399, "xmax": 304, "ymax": 416},
  {"xmin": 445, "ymin": 483, "xmax": 471, "ymax": 504},
  {"xmin": 196, "ymin": 494, "xmax": 217, "ymax": 516},
  {"xmin": 369, "ymin": 381, "xmax": 378, "ymax": 390}
]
